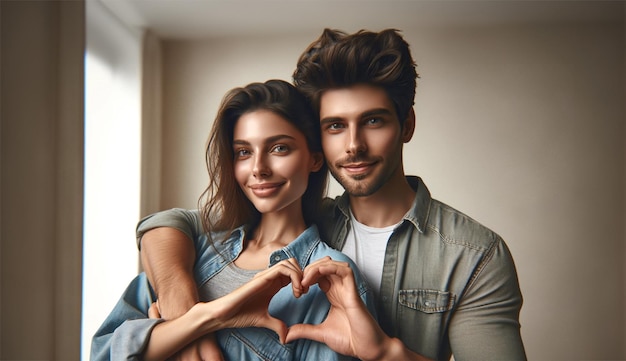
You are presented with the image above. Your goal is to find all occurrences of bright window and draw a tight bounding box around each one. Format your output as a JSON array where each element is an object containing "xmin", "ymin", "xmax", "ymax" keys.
[{"xmin": 82, "ymin": 1, "xmax": 143, "ymax": 359}]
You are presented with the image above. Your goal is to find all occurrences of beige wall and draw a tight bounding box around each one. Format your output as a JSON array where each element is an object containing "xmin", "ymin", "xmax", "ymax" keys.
[
  {"xmin": 158, "ymin": 16, "xmax": 625, "ymax": 361},
  {"xmin": 1, "ymin": 1, "xmax": 84, "ymax": 360},
  {"xmin": 0, "ymin": 1, "xmax": 623, "ymax": 360}
]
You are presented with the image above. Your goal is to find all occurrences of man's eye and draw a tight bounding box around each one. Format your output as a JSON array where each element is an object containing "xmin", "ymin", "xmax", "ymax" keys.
[
  {"xmin": 328, "ymin": 123, "xmax": 344, "ymax": 130},
  {"xmin": 366, "ymin": 117, "xmax": 382, "ymax": 125}
]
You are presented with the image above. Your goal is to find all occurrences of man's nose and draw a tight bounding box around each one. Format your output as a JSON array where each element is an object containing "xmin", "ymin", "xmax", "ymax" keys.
[{"xmin": 347, "ymin": 127, "xmax": 366, "ymax": 155}]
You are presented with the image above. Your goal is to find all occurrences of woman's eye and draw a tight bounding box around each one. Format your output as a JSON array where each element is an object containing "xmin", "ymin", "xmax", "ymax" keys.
[
  {"xmin": 235, "ymin": 149, "xmax": 250, "ymax": 158},
  {"xmin": 271, "ymin": 144, "xmax": 289, "ymax": 153}
]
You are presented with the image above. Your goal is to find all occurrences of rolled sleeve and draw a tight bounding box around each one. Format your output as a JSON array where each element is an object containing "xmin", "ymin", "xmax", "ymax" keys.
[
  {"xmin": 135, "ymin": 208, "xmax": 203, "ymax": 250},
  {"xmin": 109, "ymin": 318, "xmax": 164, "ymax": 360},
  {"xmin": 90, "ymin": 273, "xmax": 163, "ymax": 361}
]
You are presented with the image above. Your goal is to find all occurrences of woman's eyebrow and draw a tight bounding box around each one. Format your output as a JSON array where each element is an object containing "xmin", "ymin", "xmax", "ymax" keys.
[{"xmin": 233, "ymin": 134, "xmax": 296, "ymax": 146}]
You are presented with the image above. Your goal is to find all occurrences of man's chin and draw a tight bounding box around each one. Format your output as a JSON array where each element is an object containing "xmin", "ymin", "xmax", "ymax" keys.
[
  {"xmin": 331, "ymin": 171, "xmax": 378, "ymax": 196},
  {"xmin": 341, "ymin": 181, "xmax": 377, "ymax": 197}
]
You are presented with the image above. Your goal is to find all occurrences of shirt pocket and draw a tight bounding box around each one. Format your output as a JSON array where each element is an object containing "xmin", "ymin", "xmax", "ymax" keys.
[{"xmin": 398, "ymin": 289, "xmax": 455, "ymax": 313}]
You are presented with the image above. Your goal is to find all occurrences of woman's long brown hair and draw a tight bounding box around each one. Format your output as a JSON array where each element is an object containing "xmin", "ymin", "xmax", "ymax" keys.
[{"xmin": 198, "ymin": 79, "xmax": 328, "ymax": 238}]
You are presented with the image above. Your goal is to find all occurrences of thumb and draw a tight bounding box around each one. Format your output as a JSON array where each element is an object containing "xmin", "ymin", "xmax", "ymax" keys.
[
  {"xmin": 148, "ymin": 302, "xmax": 161, "ymax": 319},
  {"xmin": 285, "ymin": 323, "xmax": 324, "ymax": 344},
  {"xmin": 260, "ymin": 316, "xmax": 289, "ymax": 344}
]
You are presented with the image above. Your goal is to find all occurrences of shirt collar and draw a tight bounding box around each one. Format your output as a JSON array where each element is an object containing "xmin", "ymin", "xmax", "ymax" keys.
[
  {"xmin": 217, "ymin": 225, "xmax": 321, "ymax": 269},
  {"xmin": 267, "ymin": 225, "xmax": 321, "ymax": 269},
  {"xmin": 335, "ymin": 176, "xmax": 432, "ymax": 234}
]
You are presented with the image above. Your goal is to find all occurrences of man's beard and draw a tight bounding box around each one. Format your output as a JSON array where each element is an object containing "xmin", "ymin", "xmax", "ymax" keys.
[{"xmin": 329, "ymin": 156, "xmax": 387, "ymax": 197}]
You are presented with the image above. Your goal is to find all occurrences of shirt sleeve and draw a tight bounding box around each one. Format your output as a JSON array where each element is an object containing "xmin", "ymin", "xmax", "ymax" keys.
[
  {"xmin": 90, "ymin": 273, "xmax": 164, "ymax": 361},
  {"xmin": 448, "ymin": 238, "xmax": 527, "ymax": 360},
  {"xmin": 135, "ymin": 208, "xmax": 204, "ymax": 250}
]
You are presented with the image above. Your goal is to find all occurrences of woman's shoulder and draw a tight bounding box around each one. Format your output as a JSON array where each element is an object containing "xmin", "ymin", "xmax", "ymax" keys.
[{"xmin": 310, "ymin": 237, "xmax": 356, "ymax": 265}]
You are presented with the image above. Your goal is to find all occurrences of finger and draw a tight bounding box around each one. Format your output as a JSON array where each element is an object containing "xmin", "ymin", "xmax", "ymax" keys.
[
  {"xmin": 148, "ymin": 302, "xmax": 161, "ymax": 319},
  {"xmin": 253, "ymin": 257, "xmax": 300, "ymax": 279},
  {"xmin": 175, "ymin": 343, "xmax": 201, "ymax": 361},
  {"xmin": 198, "ymin": 333, "xmax": 224, "ymax": 361},
  {"xmin": 259, "ymin": 316, "xmax": 288, "ymax": 344},
  {"xmin": 218, "ymin": 261, "xmax": 302, "ymax": 314},
  {"xmin": 283, "ymin": 258, "xmax": 306, "ymax": 297},
  {"xmin": 258, "ymin": 258, "xmax": 304, "ymax": 293},
  {"xmin": 301, "ymin": 259, "xmax": 353, "ymax": 287},
  {"xmin": 285, "ymin": 323, "xmax": 325, "ymax": 344}
]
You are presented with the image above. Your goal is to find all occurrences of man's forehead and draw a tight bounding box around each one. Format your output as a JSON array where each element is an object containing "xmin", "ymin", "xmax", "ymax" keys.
[{"xmin": 319, "ymin": 84, "xmax": 395, "ymax": 118}]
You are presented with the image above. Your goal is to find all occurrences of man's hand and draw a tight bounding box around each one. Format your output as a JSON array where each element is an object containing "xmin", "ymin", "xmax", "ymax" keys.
[{"xmin": 285, "ymin": 257, "xmax": 431, "ymax": 361}]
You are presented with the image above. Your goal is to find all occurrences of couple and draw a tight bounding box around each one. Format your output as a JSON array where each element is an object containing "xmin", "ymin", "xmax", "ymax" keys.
[{"xmin": 93, "ymin": 28, "xmax": 526, "ymax": 361}]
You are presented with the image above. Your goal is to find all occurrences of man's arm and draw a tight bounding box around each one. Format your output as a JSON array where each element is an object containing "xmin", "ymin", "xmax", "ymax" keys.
[
  {"xmin": 141, "ymin": 227, "xmax": 199, "ymax": 319},
  {"xmin": 136, "ymin": 208, "xmax": 205, "ymax": 315},
  {"xmin": 137, "ymin": 209, "xmax": 224, "ymax": 361},
  {"xmin": 448, "ymin": 238, "xmax": 527, "ymax": 360}
]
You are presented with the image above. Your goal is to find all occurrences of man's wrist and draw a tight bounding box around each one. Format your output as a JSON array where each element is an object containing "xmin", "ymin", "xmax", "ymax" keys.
[{"xmin": 375, "ymin": 337, "xmax": 431, "ymax": 361}]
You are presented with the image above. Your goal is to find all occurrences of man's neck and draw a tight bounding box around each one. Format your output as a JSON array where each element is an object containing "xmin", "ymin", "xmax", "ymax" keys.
[{"xmin": 349, "ymin": 173, "xmax": 415, "ymax": 228}]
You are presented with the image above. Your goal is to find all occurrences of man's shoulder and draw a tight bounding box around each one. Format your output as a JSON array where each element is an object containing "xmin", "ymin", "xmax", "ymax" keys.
[
  {"xmin": 425, "ymin": 197, "xmax": 504, "ymax": 252},
  {"xmin": 321, "ymin": 196, "xmax": 340, "ymax": 211},
  {"xmin": 317, "ymin": 196, "xmax": 343, "ymax": 223}
]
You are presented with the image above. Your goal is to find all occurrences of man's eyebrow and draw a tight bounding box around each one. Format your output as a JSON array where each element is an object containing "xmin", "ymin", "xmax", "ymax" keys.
[
  {"xmin": 320, "ymin": 108, "xmax": 394, "ymax": 124},
  {"xmin": 361, "ymin": 108, "xmax": 394, "ymax": 118},
  {"xmin": 320, "ymin": 117, "xmax": 341, "ymax": 125}
]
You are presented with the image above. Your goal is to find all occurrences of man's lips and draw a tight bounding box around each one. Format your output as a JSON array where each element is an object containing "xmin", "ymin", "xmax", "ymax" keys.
[
  {"xmin": 339, "ymin": 162, "xmax": 375, "ymax": 175},
  {"xmin": 248, "ymin": 182, "xmax": 284, "ymax": 197}
]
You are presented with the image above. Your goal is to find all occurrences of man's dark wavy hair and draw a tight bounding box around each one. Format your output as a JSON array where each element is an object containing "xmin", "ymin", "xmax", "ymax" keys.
[{"xmin": 293, "ymin": 28, "xmax": 418, "ymax": 127}]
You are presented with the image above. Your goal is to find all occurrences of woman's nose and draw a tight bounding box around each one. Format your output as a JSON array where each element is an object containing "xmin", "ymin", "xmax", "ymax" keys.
[{"xmin": 252, "ymin": 153, "xmax": 271, "ymax": 178}]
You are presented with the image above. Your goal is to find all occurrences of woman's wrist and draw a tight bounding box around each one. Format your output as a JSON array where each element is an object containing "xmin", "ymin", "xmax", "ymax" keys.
[{"xmin": 188, "ymin": 302, "xmax": 221, "ymax": 335}]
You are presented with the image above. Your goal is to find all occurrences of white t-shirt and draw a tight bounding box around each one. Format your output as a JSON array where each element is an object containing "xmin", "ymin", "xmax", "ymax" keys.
[{"xmin": 341, "ymin": 211, "xmax": 400, "ymax": 296}]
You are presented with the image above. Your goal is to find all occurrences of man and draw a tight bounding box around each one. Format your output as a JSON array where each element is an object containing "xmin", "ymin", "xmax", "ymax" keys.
[{"xmin": 137, "ymin": 29, "xmax": 526, "ymax": 360}]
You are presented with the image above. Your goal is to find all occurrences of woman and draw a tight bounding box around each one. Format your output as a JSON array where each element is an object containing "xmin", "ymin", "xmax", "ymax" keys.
[{"xmin": 91, "ymin": 80, "xmax": 375, "ymax": 360}]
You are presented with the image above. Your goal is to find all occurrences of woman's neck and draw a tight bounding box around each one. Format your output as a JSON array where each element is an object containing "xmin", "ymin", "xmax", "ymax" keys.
[
  {"xmin": 235, "ymin": 208, "xmax": 307, "ymax": 270},
  {"xmin": 253, "ymin": 211, "xmax": 307, "ymax": 248}
]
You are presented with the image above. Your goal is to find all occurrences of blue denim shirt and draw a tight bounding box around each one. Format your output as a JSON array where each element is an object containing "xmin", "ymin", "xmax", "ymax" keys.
[{"xmin": 92, "ymin": 225, "xmax": 375, "ymax": 361}]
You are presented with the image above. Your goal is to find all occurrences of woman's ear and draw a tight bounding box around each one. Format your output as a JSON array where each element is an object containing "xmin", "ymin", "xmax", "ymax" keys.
[{"xmin": 310, "ymin": 152, "xmax": 324, "ymax": 172}]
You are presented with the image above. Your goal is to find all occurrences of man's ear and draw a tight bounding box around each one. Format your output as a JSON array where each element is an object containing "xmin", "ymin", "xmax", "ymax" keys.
[
  {"xmin": 310, "ymin": 152, "xmax": 324, "ymax": 172},
  {"xmin": 402, "ymin": 108, "xmax": 416, "ymax": 143}
]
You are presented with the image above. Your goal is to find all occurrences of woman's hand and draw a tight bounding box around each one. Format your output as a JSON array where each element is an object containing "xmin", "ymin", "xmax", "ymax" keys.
[
  {"xmin": 144, "ymin": 258, "xmax": 304, "ymax": 360},
  {"xmin": 148, "ymin": 302, "xmax": 224, "ymax": 361},
  {"xmin": 194, "ymin": 257, "xmax": 305, "ymax": 343}
]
